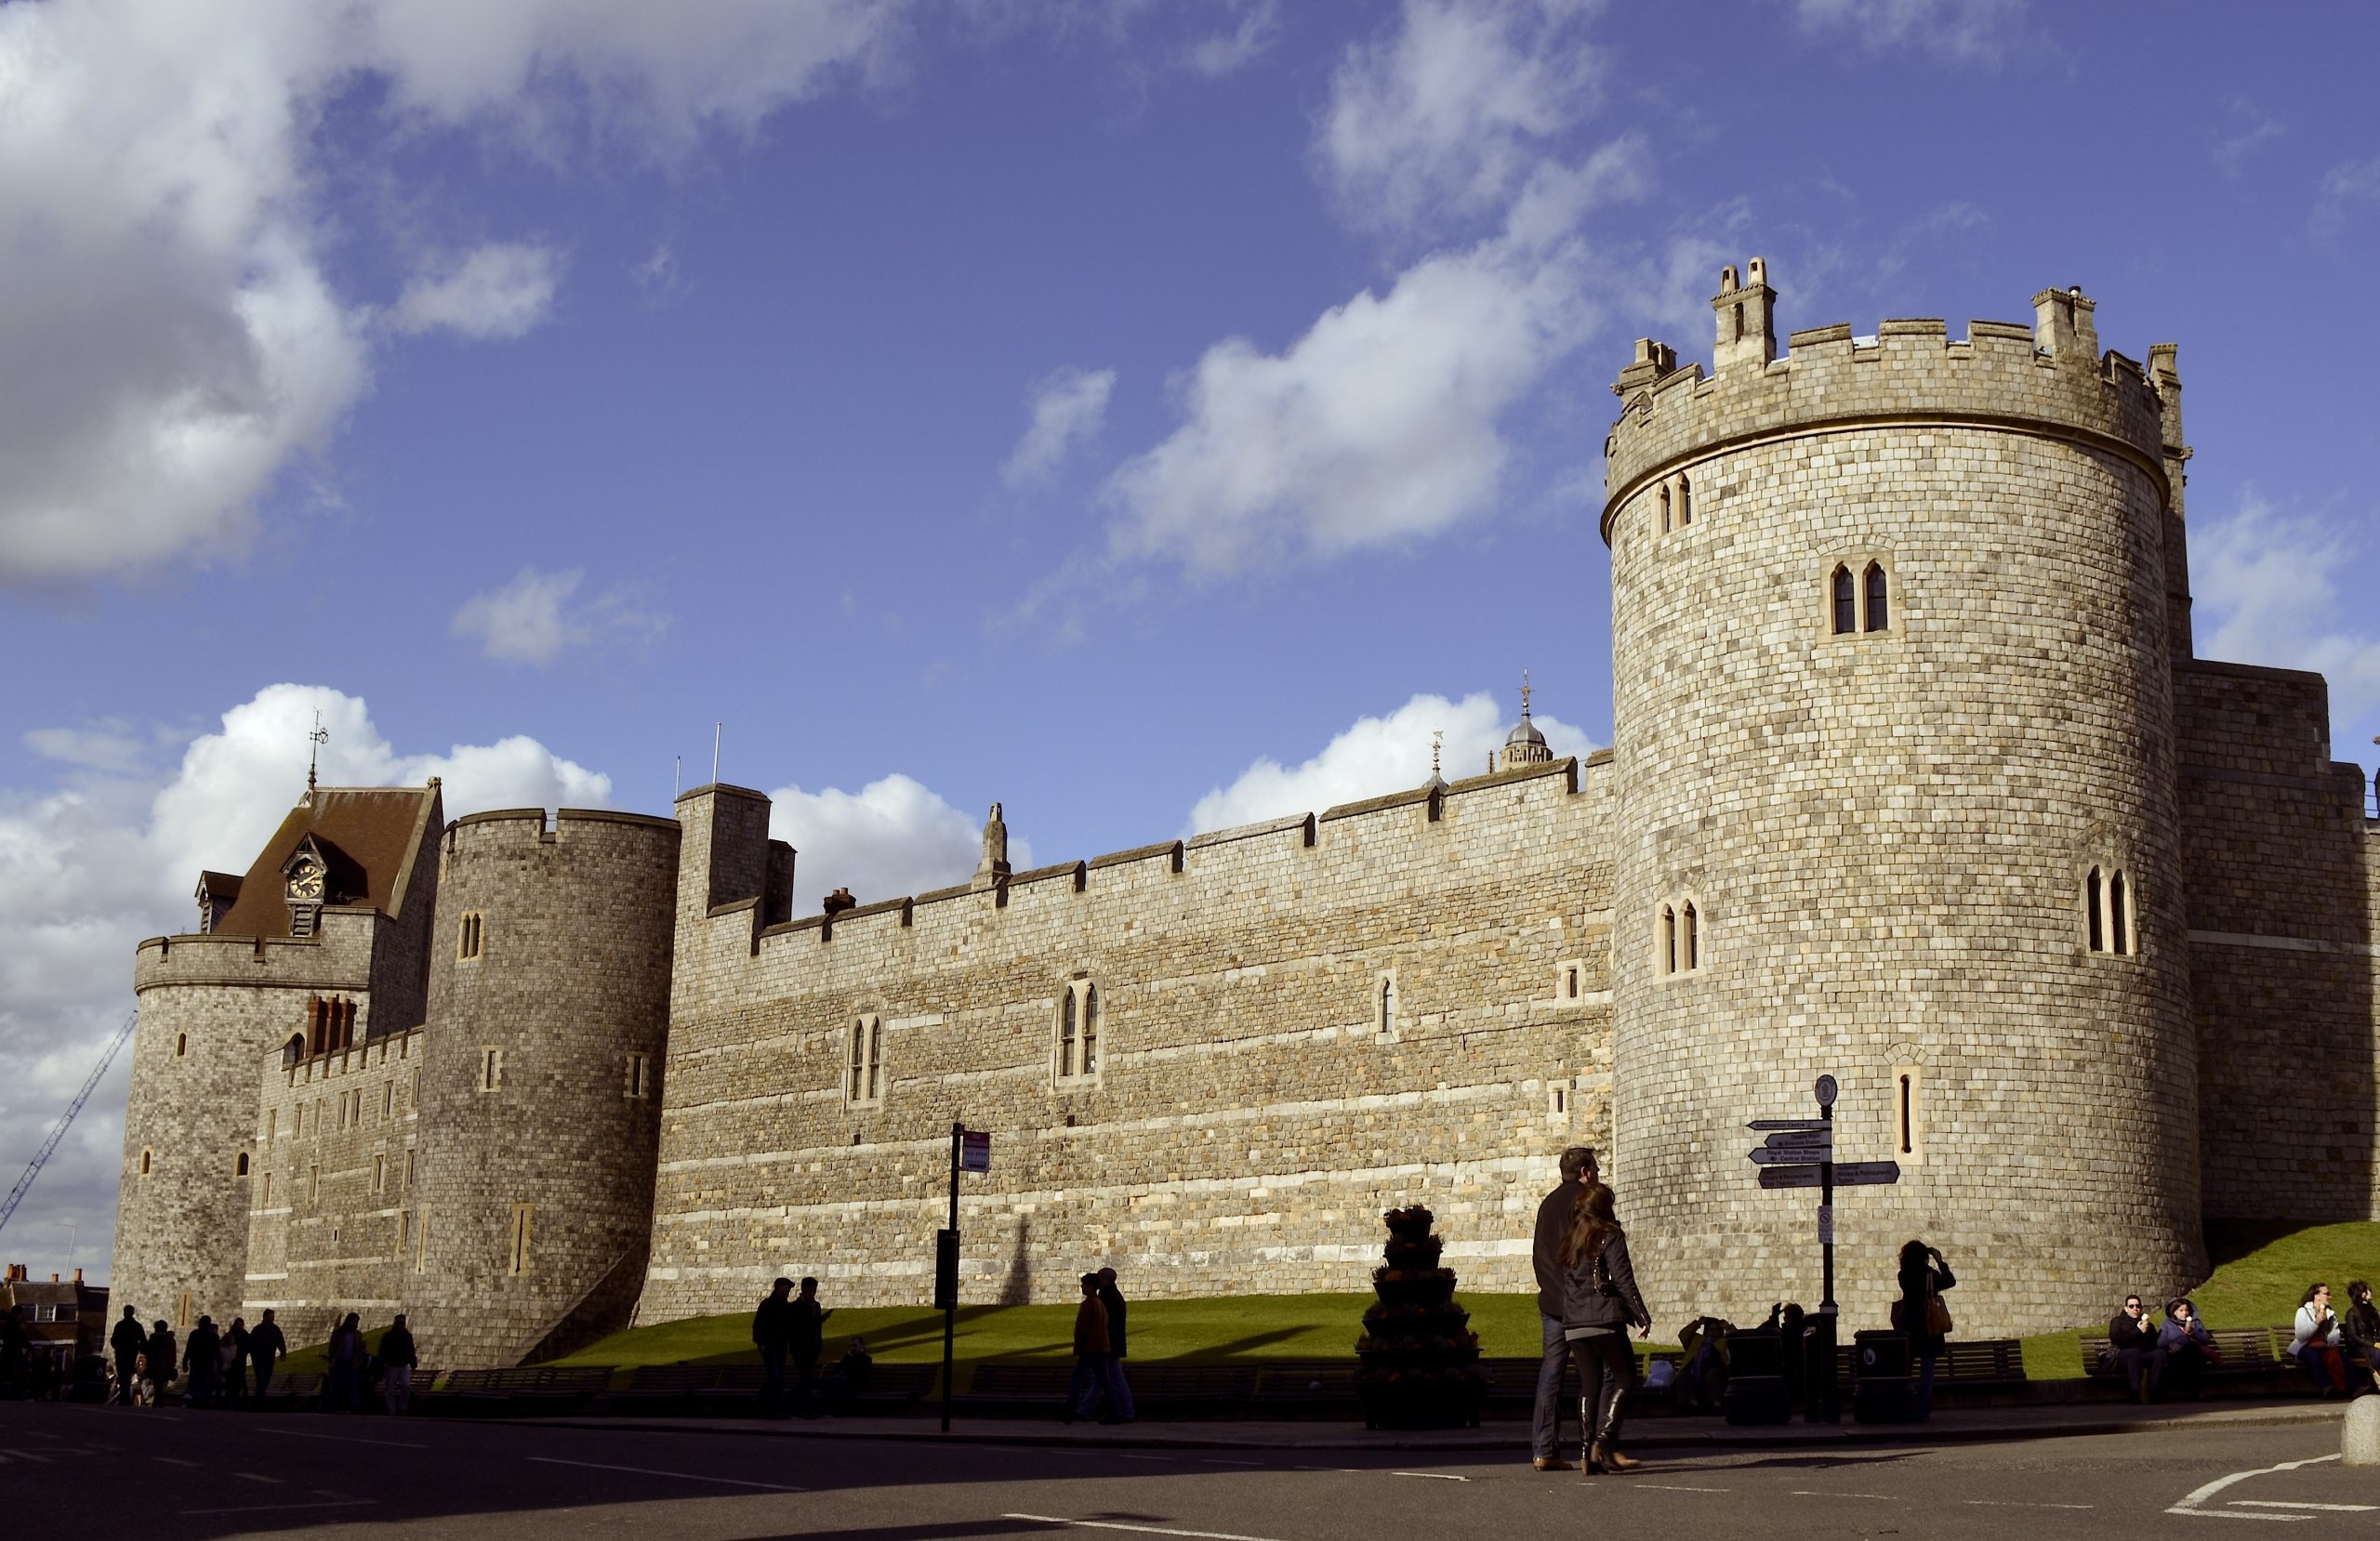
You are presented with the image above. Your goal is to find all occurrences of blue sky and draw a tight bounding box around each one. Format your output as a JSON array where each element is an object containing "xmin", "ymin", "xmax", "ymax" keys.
[{"xmin": 4, "ymin": 0, "xmax": 2378, "ymax": 1282}]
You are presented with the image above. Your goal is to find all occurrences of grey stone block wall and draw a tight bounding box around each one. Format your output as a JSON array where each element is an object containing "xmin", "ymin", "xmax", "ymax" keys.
[{"xmin": 412, "ymin": 810, "xmax": 678, "ymax": 1366}]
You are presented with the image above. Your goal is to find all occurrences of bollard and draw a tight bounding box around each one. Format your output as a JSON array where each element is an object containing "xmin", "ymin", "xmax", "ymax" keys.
[{"xmin": 2346, "ymin": 1396, "xmax": 2380, "ymax": 1467}]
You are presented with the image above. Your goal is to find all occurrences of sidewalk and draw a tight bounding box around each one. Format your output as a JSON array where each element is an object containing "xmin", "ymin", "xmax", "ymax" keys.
[{"xmin": 501, "ymin": 1399, "xmax": 2347, "ymax": 1454}]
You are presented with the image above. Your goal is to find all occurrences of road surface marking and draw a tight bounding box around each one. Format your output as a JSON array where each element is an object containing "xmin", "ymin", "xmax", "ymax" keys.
[
  {"xmin": 1964, "ymin": 1500, "xmax": 2094, "ymax": 1510},
  {"xmin": 183, "ymin": 1501, "xmax": 375, "ymax": 1516},
  {"xmin": 1004, "ymin": 1515, "xmax": 1289, "ymax": 1541},
  {"xmin": 1115, "ymin": 1455, "xmax": 1180, "ymax": 1463},
  {"xmin": 2232, "ymin": 1502, "xmax": 2380, "ymax": 1513},
  {"xmin": 528, "ymin": 1456, "xmax": 806, "ymax": 1492},
  {"xmin": 274, "ymin": 1427, "xmax": 425, "ymax": 1449},
  {"xmin": 1389, "ymin": 1472, "xmax": 1467, "ymax": 1482},
  {"xmin": 1790, "ymin": 1490, "xmax": 1894, "ymax": 1499},
  {"xmin": 2170, "ymin": 1453, "xmax": 2342, "ymax": 1521},
  {"xmin": 231, "ymin": 1472, "xmax": 284, "ymax": 1484},
  {"xmin": 1632, "ymin": 1483, "xmax": 1729, "ymax": 1493},
  {"xmin": 1196, "ymin": 1458, "xmax": 1263, "ymax": 1467},
  {"xmin": 153, "ymin": 1455, "xmax": 199, "ymax": 1467}
]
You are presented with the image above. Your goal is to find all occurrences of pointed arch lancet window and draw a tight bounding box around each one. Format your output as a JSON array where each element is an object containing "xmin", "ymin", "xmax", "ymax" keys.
[
  {"xmin": 1059, "ymin": 990, "xmax": 1078, "ymax": 1078},
  {"xmin": 1831, "ymin": 566, "xmax": 1856, "ymax": 635},
  {"xmin": 1659, "ymin": 484, "xmax": 1673, "ymax": 534},
  {"xmin": 1379, "ymin": 976, "xmax": 1396, "ymax": 1037},
  {"xmin": 1662, "ymin": 905, "xmax": 1678, "ymax": 975},
  {"xmin": 2086, "ymin": 867, "xmax": 2105, "ymax": 953},
  {"xmin": 1080, "ymin": 984, "xmax": 1098, "ymax": 1074},
  {"xmin": 1683, "ymin": 902, "xmax": 1699, "ymax": 969},
  {"xmin": 1675, "ymin": 474, "xmax": 1691, "ymax": 527},
  {"xmin": 2109, "ymin": 870, "xmax": 2130, "ymax": 955},
  {"xmin": 1863, "ymin": 563, "xmax": 1890, "ymax": 631}
]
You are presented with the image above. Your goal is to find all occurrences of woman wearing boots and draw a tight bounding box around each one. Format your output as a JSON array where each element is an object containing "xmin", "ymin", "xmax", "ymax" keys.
[{"xmin": 1559, "ymin": 1181, "xmax": 1653, "ymax": 1474}]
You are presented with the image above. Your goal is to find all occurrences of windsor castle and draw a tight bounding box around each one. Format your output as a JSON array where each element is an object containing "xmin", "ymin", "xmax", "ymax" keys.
[{"xmin": 112, "ymin": 265, "xmax": 2380, "ymax": 1366}]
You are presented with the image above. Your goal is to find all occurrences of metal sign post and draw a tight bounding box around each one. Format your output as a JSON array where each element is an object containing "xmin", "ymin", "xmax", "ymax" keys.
[
  {"xmin": 1748, "ymin": 1074, "xmax": 1900, "ymax": 1426},
  {"xmin": 940, "ymin": 1121, "xmax": 961, "ymax": 1432}
]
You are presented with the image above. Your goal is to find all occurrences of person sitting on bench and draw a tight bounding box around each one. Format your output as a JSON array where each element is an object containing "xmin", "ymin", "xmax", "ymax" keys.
[{"xmin": 2109, "ymin": 1295, "xmax": 2166, "ymax": 1403}]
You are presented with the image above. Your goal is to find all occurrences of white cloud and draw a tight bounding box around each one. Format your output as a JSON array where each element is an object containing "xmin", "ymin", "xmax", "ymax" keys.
[
  {"xmin": 1186, "ymin": 689, "xmax": 1598, "ymax": 833},
  {"xmin": 765, "ymin": 774, "xmax": 1034, "ymax": 915},
  {"xmin": 0, "ymin": 683, "xmax": 611, "ymax": 1283},
  {"xmin": 2312, "ymin": 151, "xmax": 2380, "ymax": 246},
  {"xmin": 392, "ymin": 243, "xmax": 562, "ymax": 339},
  {"xmin": 1317, "ymin": 0, "xmax": 1602, "ymax": 236},
  {"xmin": 2208, "ymin": 98, "xmax": 2283, "ymax": 176},
  {"xmin": 1791, "ymin": 0, "xmax": 2030, "ymax": 64},
  {"xmin": 1002, "ymin": 366, "xmax": 1117, "ymax": 489},
  {"xmin": 1183, "ymin": 0, "xmax": 1280, "ymax": 77},
  {"xmin": 1104, "ymin": 141, "xmax": 1642, "ymax": 579},
  {"xmin": 0, "ymin": 0, "xmax": 898, "ymax": 586},
  {"xmin": 2192, "ymin": 490, "xmax": 2380, "ymax": 746},
  {"xmin": 451, "ymin": 566, "xmax": 668, "ymax": 665}
]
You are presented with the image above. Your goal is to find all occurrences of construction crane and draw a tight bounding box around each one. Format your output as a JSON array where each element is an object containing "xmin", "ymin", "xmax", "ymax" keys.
[{"xmin": 0, "ymin": 1009, "xmax": 138, "ymax": 1241}]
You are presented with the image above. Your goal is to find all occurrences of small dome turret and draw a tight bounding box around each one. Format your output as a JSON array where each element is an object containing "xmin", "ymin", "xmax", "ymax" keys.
[{"xmin": 1500, "ymin": 673, "xmax": 1554, "ymax": 770}]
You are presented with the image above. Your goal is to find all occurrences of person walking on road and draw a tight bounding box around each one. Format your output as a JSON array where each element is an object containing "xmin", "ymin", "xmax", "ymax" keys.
[
  {"xmin": 110, "ymin": 1305, "xmax": 144, "ymax": 1406},
  {"xmin": 790, "ymin": 1277, "xmax": 827, "ymax": 1417},
  {"xmin": 221, "ymin": 1317, "xmax": 250, "ymax": 1404},
  {"xmin": 248, "ymin": 1310, "xmax": 286, "ymax": 1404},
  {"xmin": 1896, "ymin": 1240, "xmax": 1955, "ymax": 1419},
  {"xmin": 2109, "ymin": 1294, "xmax": 2166, "ymax": 1403},
  {"xmin": 1559, "ymin": 1181, "xmax": 1651, "ymax": 1475},
  {"xmin": 1096, "ymin": 1267, "xmax": 1137, "ymax": 1424},
  {"xmin": 753, "ymin": 1278, "xmax": 795, "ymax": 1417},
  {"xmin": 182, "ymin": 1316, "xmax": 221, "ymax": 1409},
  {"xmin": 1529, "ymin": 1145, "xmax": 1597, "ymax": 1471},
  {"xmin": 143, "ymin": 1321, "xmax": 176, "ymax": 1407},
  {"xmin": 1064, "ymin": 1272, "xmax": 1113, "ymax": 1424},
  {"xmin": 326, "ymin": 1313, "xmax": 366, "ymax": 1413},
  {"xmin": 380, "ymin": 1314, "xmax": 418, "ymax": 1414}
]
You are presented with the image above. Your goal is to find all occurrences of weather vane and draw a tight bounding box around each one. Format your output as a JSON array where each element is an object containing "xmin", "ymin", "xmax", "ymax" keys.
[
  {"xmin": 1521, "ymin": 666, "xmax": 1532, "ymax": 719},
  {"xmin": 307, "ymin": 709, "xmax": 329, "ymax": 797},
  {"xmin": 1432, "ymin": 729, "xmax": 1443, "ymax": 778}
]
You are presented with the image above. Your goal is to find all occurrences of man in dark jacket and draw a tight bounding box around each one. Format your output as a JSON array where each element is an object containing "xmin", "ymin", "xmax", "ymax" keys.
[
  {"xmin": 144, "ymin": 1321, "xmax": 177, "ymax": 1406},
  {"xmin": 182, "ymin": 1317, "xmax": 221, "ymax": 1409},
  {"xmin": 789, "ymin": 1278, "xmax": 827, "ymax": 1417},
  {"xmin": 380, "ymin": 1314, "xmax": 418, "ymax": 1415},
  {"xmin": 2109, "ymin": 1295, "xmax": 2166, "ymax": 1403},
  {"xmin": 248, "ymin": 1310, "xmax": 286, "ymax": 1403},
  {"xmin": 1529, "ymin": 1146, "xmax": 1597, "ymax": 1470},
  {"xmin": 1095, "ymin": 1267, "xmax": 1136, "ymax": 1423},
  {"xmin": 110, "ymin": 1306, "xmax": 145, "ymax": 1405},
  {"xmin": 753, "ymin": 1278, "xmax": 794, "ymax": 1417}
]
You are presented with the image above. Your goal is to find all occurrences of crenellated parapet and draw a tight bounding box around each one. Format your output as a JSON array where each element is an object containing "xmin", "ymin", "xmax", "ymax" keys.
[{"xmin": 1603, "ymin": 270, "xmax": 2176, "ymax": 546}]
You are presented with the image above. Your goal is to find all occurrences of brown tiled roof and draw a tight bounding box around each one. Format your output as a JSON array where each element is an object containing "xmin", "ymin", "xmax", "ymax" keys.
[{"xmin": 212, "ymin": 786, "xmax": 440, "ymax": 939}]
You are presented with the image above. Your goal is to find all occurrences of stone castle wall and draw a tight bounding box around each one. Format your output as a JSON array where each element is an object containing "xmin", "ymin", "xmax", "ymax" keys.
[
  {"xmin": 2174, "ymin": 660, "xmax": 2379, "ymax": 1220},
  {"xmin": 115, "ymin": 915, "xmax": 382, "ymax": 1332},
  {"xmin": 412, "ymin": 810, "xmax": 678, "ymax": 1367},
  {"xmin": 1603, "ymin": 283, "xmax": 2202, "ymax": 1335},
  {"xmin": 241, "ymin": 1029, "xmax": 422, "ymax": 1348},
  {"xmin": 641, "ymin": 757, "xmax": 1617, "ymax": 1323}
]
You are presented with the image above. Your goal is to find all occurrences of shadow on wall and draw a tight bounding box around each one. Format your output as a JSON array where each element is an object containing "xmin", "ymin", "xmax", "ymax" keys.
[{"xmin": 998, "ymin": 1217, "xmax": 1032, "ymax": 1307}]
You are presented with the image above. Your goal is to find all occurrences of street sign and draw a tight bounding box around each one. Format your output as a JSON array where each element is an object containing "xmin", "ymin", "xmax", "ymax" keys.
[
  {"xmin": 1750, "ymin": 1145, "xmax": 1832, "ymax": 1166},
  {"xmin": 1814, "ymin": 1074, "xmax": 1839, "ymax": 1108},
  {"xmin": 1818, "ymin": 1204, "xmax": 1834, "ymax": 1245},
  {"xmin": 1747, "ymin": 1118, "xmax": 1831, "ymax": 1132},
  {"xmin": 1757, "ymin": 1159, "xmax": 1901, "ymax": 1190},
  {"xmin": 1764, "ymin": 1129, "xmax": 1834, "ymax": 1148},
  {"xmin": 960, "ymin": 1130, "xmax": 991, "ymax": 1173}
]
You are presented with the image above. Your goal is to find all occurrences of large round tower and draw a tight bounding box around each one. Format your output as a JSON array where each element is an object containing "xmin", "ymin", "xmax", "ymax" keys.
[
  {"xmin": 410, "ymin": 808, "xmax": 678, "ymax": 1366},
  {"xmin": 1604, "ymin": 263, "xmax": 2202, "ymax": 1334}
]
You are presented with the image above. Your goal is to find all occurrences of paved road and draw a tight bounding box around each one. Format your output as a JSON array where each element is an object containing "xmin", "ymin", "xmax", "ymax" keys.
[{"xmin": 4, "ymin": 1403, "xmax": 2369, "ymax": 1539}]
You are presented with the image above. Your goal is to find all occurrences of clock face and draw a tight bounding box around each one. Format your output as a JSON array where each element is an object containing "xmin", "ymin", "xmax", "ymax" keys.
[{"xmin": 288, "ymin": 861, "xmax": 324, "ymax": 900}]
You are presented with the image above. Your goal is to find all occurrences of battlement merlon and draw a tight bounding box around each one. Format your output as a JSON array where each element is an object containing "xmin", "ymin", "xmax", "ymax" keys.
[{"xmin": 1602, "ymin": 265, "xmax": 2178, "ymax": 546}]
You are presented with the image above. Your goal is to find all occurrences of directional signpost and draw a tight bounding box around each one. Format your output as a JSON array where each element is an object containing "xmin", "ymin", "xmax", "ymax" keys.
[
  {"xmin": 1747, "ymin": 1074, "xmax": 1901, "ymax": 1424},
  {"xmin": 940, "ymin": 1121, "xmax": 992, "ymax": 1432}
]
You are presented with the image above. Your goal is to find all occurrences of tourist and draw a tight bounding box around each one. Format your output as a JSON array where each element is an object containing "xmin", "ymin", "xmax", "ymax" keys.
[
  {"xmin": 1675, "ymin": 1315, "xmax": 1732, "ymax": 1413},
  {"xmin": 1096, "ymin": 1267, "xmax": 1136, "ymax": 1424},
  {"xmin": 249, "ymin": 1310, "xmax": 285, "ymax": 1403},
  {"xmin": 110, "ymin": 1305, "xmax": 144, "ymax": 1406},
  {"xmin": 2292, "ymin": 1284, "xmax": 2347, "ymax": 1395},
  {"xmin": 790, "ymin": 1277, "xmax": 827, "ymax": 1417},
  {"xmin": 1528, "ymin": 1144, "xmax": 1597, "ymax": 1471},
  {"xmin": 182, "ymin": 1315, "xmax": 221, "ymax": 1408},
  {"xmin": 2158, "ymin": 1297, "xmax": 2213, "ymax": 1399},
  {"xmin": 1559, "ymin": 1181, "xmax": 1651, "ymax": 1475},
  {"xmin": 1064, "ymin": 1271, "xmax": 1112, "ymax": 1424},
  {"xmin": 144, "ymin": 1320, "xmax": 176, "ymax": 1406},
  {"xmin": 381, "ymin": 1313, "xmax": 418, "ymax": 1414},
  {"xmin": 2342, "ymin": 1282, "xmax": 2380, "ymax": 1390},
  {"xmin": 129, "ymin": 1350, "xmax": 153, "ymax": 1406},
  {"xmin": 831, "ymin": 1337, "xmax": 873, "ymax": 1414},
  {"xmin": 326, "ymin": 1313, "xmax": 366, "ymax": 1412},
  {"xmin": 1895, "ymin": 1240, "xmax": 1955, "ymax": 1419},
  {"xmin": 2108, "ymin": 1295, "xmax": 2166, "ymax": 1403},
  {"xmin": 222, "ymin": 1316, "xmax": 250, "ymax": 1404},
  {"xmin": 752, "ymin": 1277, "xmax": 795, "ymax": 1417}
]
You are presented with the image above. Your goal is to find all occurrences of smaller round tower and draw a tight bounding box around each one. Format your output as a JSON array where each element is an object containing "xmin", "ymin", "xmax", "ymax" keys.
[{"xmin": 409, "ymin": 808, "xmax": 679, "ymax": 1366}]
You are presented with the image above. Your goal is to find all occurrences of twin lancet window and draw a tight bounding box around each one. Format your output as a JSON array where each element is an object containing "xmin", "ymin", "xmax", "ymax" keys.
[
  {"xmin": 2085, "ymin": 866, "xmax": 2135, "ymax": 955},
  {"xmin": 1656, "ymin": 474, "xmax": 1693, "ymax": 535},
  {"xmin": 1659, "ymin": 900, "xmax": 1702, "ymax": 976},
  {"xmin": 847, "ymin": 1015, "xmax": 883, "ymax": 1105},
  {"xmin": 1830, "ymin": 562, "xmax": 1892, "ymax": 635},
  {"xmin": 456, "ymin": 911, "xmax": 484, "ymax": 960},
  {"xmin": 1056, "ymin": 982, "xmax": 1101, "ymax": 1082}
]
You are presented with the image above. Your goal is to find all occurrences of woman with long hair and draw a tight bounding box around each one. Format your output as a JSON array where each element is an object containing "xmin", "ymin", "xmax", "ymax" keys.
[
  {"xmin": 1897, "ymin": 1239, "xmax": 1954, "ymax": 1419},
  {"xmin": 1558, "ymin": 1181, "xmax": 1652, "ymax": 1473},
  {"xmin": 2292, "ymin": 1283, "xmax": 2347, "ymax": 1395}
]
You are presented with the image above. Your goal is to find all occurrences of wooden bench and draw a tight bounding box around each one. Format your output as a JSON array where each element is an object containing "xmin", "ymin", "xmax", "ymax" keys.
[
  {"xmin": 2080, "ymin": 1327, "xmax": 2281, "ymax": 1385},
  {"xmin": 833, "ymin": 1362, "xmax": 936, "ymax": 1416},
  {"xmin": 258, "ymin": 1371, "xmax": 323, "ymax": 1402},
  {"xmin": 1122, "ymin": 1364, "xmax": 1257, "ymax": 1418},
  {"xmin": 952, "ymin": 1362, "xmax": 1075, "ymax": 1416},
  {"xmin": 432, "ymin": 1366, "xmax": 614, "ymax": 1403},
  {"xmin": 1246, "ymin": 1362, "xmax": 1359, "ymax": 1418}
]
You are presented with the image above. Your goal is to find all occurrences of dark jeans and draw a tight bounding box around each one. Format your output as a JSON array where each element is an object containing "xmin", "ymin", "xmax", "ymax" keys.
[
  {"xmin": 114, "ymin": 1352, "xmax": 139, "ymax": 1405},
  {"xmin": 1101, "ymin": 1356, "xmax": 1136, "ymax": 1422},
  {"xmin": 760, "ymin": 1344, "xmax": 787, "ymax": 1415},
  {"xmin": 2164, "ymin": 1343, "xmax": 2207, "ymax": 1397},
  {"xmin": 1568, "ymin": 1331, "xmax": 1634, "ymax": 1448},
  {"xmin": 2294, "ymin": 1343, "xmax": 2344, "ymax": 1394},
  {"xmin": 793, "ymin": 1351, "xmax": 819, "ymax": 1416},
  {"xmin": 1530, "ymin": 1314, "xmax": 1567, "ymax": 1458},
  {"xmin": 253, "ymin": 1354, "xmax": 276, "ymax": 1403},
  {"xmin": 2116, "ymin": 1345, "xmax": 2168, "ymax": 1397},
  {"xmin": 1066, "ymin": 1352, "xmax": 1112, "ymax": 1420}
]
